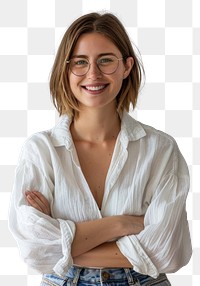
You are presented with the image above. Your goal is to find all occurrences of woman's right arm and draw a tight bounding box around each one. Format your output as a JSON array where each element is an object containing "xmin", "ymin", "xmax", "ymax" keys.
[
  {"xmin": 26, "ymin": 190, "xmax": 144, "ymax": 258},
  {"xmin": 73, "ymin": 241, "xmax": 133, "ymax": 268}
]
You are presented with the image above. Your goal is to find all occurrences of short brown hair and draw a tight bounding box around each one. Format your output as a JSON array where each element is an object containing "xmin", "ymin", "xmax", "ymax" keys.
[{"xmin": 50, "ymin": 12, "xmax": 145, "ymax": 116}]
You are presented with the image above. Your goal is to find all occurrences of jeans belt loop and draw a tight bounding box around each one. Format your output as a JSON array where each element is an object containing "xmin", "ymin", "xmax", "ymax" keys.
[
  {"xmin": 72, "ymin": 267, "xmax": 82, "ymax": 286},
  {"xmin": 124, "ymin": 268, "xmax": 139, "ymax": 285}
]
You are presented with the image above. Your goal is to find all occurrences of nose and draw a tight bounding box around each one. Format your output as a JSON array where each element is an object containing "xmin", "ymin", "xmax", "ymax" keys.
[{"xmin": 86, "ymin": 62, "xmax": 102, "ymax": 79}]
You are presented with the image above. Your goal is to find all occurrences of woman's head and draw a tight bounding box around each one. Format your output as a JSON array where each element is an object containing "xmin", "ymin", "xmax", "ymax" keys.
[{"xmin": 50, "ymin": 12, "xmax": 144, "ymax": 116}]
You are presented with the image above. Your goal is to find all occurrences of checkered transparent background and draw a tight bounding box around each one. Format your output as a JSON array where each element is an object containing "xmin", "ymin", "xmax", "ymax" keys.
[{"xmin": 0, "ymin": 0, "xmax": 199, "ymax": 285}]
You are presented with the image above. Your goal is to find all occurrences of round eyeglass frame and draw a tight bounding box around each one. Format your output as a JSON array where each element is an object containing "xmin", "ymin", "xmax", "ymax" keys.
[{"xmin": 66, "ymin": 56, "xmax": 124, "ymax": 77}]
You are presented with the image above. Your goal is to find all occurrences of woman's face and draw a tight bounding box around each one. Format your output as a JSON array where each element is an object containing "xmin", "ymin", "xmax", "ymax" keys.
[{"xmin": 68, "ymin": 32, "xmax": 133, "ymax": 112}]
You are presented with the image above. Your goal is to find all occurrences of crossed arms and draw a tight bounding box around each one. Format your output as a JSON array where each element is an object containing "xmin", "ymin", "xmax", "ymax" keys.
[{"xmin": 25, "ymin": 190, "xmax": 144, "ymax": 268}]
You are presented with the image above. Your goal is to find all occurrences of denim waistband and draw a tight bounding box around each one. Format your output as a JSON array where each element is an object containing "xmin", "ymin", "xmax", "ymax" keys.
[
  {"xmin": 67, "ymin": 266, "xmax": 141, "ymax": 285},
  {"xmin": 42, "ymin": 266, "xmax": 170, "ymax": 286}
]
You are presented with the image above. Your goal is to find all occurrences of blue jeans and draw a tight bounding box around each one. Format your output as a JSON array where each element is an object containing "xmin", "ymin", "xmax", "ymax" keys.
[{"xmin": 40, "ymin": 266, "xmax": 171, "ymax": 286}]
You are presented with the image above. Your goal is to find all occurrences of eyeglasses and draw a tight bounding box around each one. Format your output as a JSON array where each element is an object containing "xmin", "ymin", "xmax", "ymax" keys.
[{"xmin": 66, "ymin": 55, "xmax": 124, "ymax": 76}]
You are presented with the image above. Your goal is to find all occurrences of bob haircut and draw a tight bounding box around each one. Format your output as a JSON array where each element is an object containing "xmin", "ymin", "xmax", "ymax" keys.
[{"xmin": 50, "ymin": 12, "xmax": 145, "ymax": 117}]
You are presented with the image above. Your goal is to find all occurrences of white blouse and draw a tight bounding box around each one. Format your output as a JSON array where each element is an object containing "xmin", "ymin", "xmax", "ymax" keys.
[{"xmin": 9, "ymin": 112, "xmax": 192, "ymax": 278}]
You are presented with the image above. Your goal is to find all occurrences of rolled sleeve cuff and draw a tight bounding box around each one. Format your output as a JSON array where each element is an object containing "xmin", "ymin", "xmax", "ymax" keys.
[
  {"xmin": 116, "ymin": 235, "xmax": 158, "ymax": 278},
  {"xmin": 53, "ymin": 220, "xmax": 76, "ymax": 277}
]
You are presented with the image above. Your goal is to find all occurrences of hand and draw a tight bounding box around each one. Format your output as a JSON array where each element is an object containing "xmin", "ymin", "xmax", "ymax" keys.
[
  {"xmin": 25, "ymin": 190, "xmax": 51, "ymax": 216},
  {"xmin": 116, "ymin": 215, "xmax": 144, "ymax": 236}
]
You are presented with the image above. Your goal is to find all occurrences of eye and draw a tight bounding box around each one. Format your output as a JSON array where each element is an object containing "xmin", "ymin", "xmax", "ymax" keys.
[
  {"xmin": 98, "ymin": 57, "xmax": 114, "ymax": 65},
  {"xmin": 73, "ymin": 58, "xmax": 88, "ymax": 66}
]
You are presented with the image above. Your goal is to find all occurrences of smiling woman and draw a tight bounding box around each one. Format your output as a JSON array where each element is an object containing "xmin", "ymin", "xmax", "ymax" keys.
[
  {"xmin": 67, "ymin": 32, "xmax": 133, "ymax": 112},
  {"xmin": 50, "ymin": 13, "xmax": 143, "ymax": 117},
  {"xmin": 9, "ymin": 12, "xmax": 191, "ymax": 286}
]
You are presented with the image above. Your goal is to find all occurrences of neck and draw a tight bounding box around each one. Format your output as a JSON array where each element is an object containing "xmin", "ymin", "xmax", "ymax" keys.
[{"xmin": 71, "ymin": 108, "xmax": 121, "ymax": 143}]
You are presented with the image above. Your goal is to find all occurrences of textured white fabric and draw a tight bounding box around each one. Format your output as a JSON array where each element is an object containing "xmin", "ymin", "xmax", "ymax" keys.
[{"xmin": 9, "ymin": 112, "xmax": 192, "ymax": 278}]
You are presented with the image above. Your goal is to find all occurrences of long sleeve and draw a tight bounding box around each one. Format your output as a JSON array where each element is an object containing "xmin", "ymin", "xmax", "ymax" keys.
[
  {"xmin": 8, "ymin": 136, "xmax": 76, "ymax": 277},
  {"xmin": 8, "ymin": 113, "xmax": 192, "ymax": 278},
  {"xmin": 116, "ymin": 135, "xmax": 192, "ymax": 278}
]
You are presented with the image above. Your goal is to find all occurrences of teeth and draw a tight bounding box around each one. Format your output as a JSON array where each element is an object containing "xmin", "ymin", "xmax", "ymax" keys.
[{"xmin": 85, "ymin": 85, "xmax": 105, "ymax": 91}]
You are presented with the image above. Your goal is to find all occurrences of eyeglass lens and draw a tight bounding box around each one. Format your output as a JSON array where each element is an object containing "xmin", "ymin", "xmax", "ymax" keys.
[{"xmin": 68, "ymin": 55, "xmax": 122, "ymax": 76}]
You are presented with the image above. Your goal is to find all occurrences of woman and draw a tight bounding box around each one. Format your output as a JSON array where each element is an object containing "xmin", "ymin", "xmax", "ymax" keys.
[{"xmin": 9, "ymin": 12, "xmax": 192, "ymax": 286}]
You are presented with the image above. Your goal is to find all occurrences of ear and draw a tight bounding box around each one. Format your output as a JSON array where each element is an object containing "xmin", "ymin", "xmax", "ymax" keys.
[{"xmin": 123, "ymin": 57, "xmax": 134, "ymax": 79}]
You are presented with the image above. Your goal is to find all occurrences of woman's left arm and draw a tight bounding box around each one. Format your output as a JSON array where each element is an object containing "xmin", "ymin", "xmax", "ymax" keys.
[{"xmin": 117, "ymin": 139, "xmax": 192, "ymax": 278}]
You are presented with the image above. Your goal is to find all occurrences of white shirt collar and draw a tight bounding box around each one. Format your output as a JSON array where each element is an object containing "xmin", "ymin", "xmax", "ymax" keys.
[{"xmin": 49, "ymin": 111, "xmax": 146, "ymax": 149}]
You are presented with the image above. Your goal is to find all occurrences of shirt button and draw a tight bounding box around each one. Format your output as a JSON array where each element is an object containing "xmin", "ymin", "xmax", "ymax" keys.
[{"xmin": 102, "ymin": 271, "xmax": 110, "ymax": 280}]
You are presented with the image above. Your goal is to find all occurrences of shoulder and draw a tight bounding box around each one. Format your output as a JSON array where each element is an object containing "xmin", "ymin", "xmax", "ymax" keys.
[
  {"xmin": 141, "ymin": 121, "xmax": 177, "ymax": 147},
  {"xmin": 123, "ymin": 112, "xmax": 177, "ymax": 150},
  {"xmin": 124, "ymin": 114, "xmax": 183, "ymax": 171},
  {"xmin": 18, "ymin": 115, "xmax": 72, "ymax": 165},
  {"xmin": 22, "ymin": 130, "xmax": 53, "ymax": 151},
  {"xmin": 18, "ymin": 130, "xmax": 55, "ymax": 166},
  {"xmin": 140, "ymin": 122, "xmax": 182, "ymax": 165},
  {"xmin": 123, "ymin": 113, "xmax": 188, "ymax": 176},
  {"xmin": 22, "ymin": 114, "xmax": 72, "ymax": 152},
  {"xmin": 138, "ymin": 121, "xmax": 188, "ymax": 175}
]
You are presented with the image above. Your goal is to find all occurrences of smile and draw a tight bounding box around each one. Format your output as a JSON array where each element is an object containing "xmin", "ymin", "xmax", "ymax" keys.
[{"xmin": 84, "ymin": 85, "xmax": 107, "ymax": 91}]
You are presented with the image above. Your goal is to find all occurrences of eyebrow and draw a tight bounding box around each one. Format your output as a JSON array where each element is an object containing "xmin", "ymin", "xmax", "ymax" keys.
[{"xmin": 71, "ymin": 53, "xmax": 117, "ymax": 58}]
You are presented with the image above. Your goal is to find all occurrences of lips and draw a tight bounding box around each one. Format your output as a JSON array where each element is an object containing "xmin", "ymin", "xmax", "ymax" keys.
[{"xmin": 82, "ymin": 84, "xmax": 108, "ymax": 91}]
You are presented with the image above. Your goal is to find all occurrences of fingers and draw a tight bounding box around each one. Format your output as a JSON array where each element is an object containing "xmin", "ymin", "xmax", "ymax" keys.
[
  {"xmin": 25, "ymin": 190, "xmax": 51, "ymax": 216},
  {"xmin": 32, "ymin": 190, "xmax": 50, "ymax": 209},
  {"xmin": 25, "ymin": 192, "xmax": 43, "ymax": 212}
]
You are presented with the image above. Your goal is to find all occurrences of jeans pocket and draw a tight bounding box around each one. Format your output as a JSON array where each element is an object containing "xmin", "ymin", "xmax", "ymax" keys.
[
  {"xmin": 143, "ymin": 275, "xmax": 171, "ymax": 286},
  {"xmin": 40, "ymin": 274, "xmax": 66, "ymax": 286}
]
